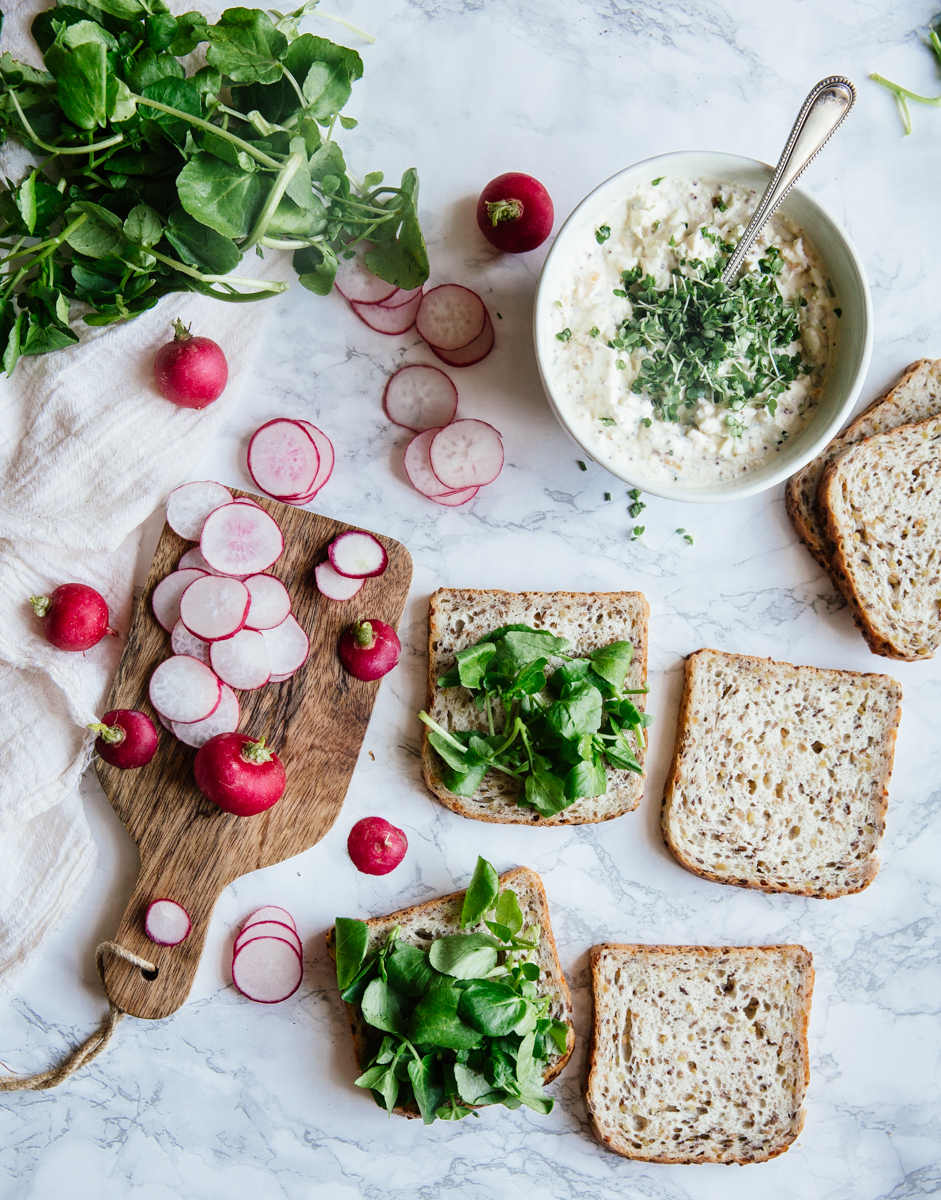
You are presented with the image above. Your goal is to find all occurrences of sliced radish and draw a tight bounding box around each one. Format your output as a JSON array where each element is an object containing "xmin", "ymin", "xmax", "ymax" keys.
[
  {"xmin": 167, "ymin": 481, "xmax": 233, "ymax": 541},
  {"xmin": 377, "ymin": 285, "xmax": 422, "ymax": 309},
  {"xmin": 334, "ymin": 241, "xmax": 398, "ymax": 304},
  {"xmin": 432, "ymin": 311, "xmax": 495, "ymax": 368},
  {"xmin": 152, "ymin": 568, "xmax": 207, "ymax": 632},
  {"xmin": 242, "ymin": 905, "xmax": 297, "ymax": 932},
  {"xmin": 178, "ymin": 546, "xmax": 219, "ymax": 575},
  {"xmin": 403, "ymin": 428, "xmax": 462, "ymax": 499},
  {"xmin": 145, "ymin": 899, "xmax": 191, "ymax": 946},
  {"xmin": 201, "ymin": 503, "xmax": 283, "ymax": 576},
  {"xmin": 248, "ymin": 419, "xmax": 319, "ymax": 500},
  {"xmin": 149, "ymin": 655, "xmax": 221, "ymax": 723},
  {"xmin": 315, "ymin": 560, "xmax": 364, "ymax": 601},
  {"xmin": 232, "ymin": 497, "xmax": 263, "ymax": 508},
  {"xmin": 328, "ymin": 531, "xmax": 388, "ymax": 579},
  {"xmin": 234, "ymin": 920, "xmax": 302, "ymax": 958},
  {"xmin": 171, "ymin": 618, "xmax": 211, "ymax": 665},
  {"xmin": 171, "ymin": 683, "xmax": 240, "ymax": 748},
  {"xmin": 232, "ymin": 936, "xmax": 302, "ymax": 1003},
  {"xmin": 179, "ymin": 575, "xmax": 251, "ymax": 642},
  {"xmin": 244, "ymin": 574, "xmax": 292, "ymax": 630},
  {"xmin": 383, "ymin": 365, "xmax": 458, "ymax": 432},
  {"xmin": 292, "ymin": 421, "xmax": 334, "ymax": 499},
  {"xmin": 210, "ymin": 629, "xmax": 271, "ymax": 690},
  {"xmin": 351, "ymin": 292, "xmax": 422, "ymax": 335},
  {"xmin": 269, "ymin": 669, "xmax": 300, "ymax": 683},
  {"xmin": 431, "ymin": 485, "xmax": 480, "ymax": 506},
  {"xmin": 429, "ymin": 419, "xmax": 504, "ymax": 489},
  {"xmin": 260, "ymin": 615, "xmax": 309, "ymax": 676},
  {"xmin": 157, "ymin": 711, "xmax": 175, "ymax": 733},
  {"xmin": 416, "ymin": 285, "xmax": 486, "ymax": 351}
]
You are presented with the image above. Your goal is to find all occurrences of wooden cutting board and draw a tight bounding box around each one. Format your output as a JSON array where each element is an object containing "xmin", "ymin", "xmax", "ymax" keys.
[{"xmin": 95, "ymin": 490, "xmax": 411, "ymax": 1020}]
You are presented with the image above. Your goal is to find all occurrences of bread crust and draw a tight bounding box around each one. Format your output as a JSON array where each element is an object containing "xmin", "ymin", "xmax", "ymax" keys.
[
  {"xmin": 585, "ymin": 943, "xmax": 814, "ymax": 1164},
  {"xmin": 421, "ymin": 588, "xmax": 650, "ymax": 825},
  {"xmin": 661, "ymin": 648, "xmax": 902, "ymax": 898},
  {"xmin": 326, "ymin": 866, "xmax": 575, "ymax": 1119}
]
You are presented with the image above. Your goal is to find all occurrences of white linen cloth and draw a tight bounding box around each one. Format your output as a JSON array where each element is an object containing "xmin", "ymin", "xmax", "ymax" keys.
[{"xmin": 0, "ymin": 1, "xmax": 281, "ymax": 999}]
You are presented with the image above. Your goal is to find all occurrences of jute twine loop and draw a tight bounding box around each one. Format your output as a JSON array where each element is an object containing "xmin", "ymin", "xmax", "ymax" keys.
[{"xmin": 0, "ymin": 941, "xmax": 155, "ymax": 1092}]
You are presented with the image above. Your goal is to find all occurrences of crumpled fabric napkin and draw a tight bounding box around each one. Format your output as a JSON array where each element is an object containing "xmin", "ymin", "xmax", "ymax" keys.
[{"xmin": 0, "ymin": 1, "xmax": 284, "ymax": 1000}]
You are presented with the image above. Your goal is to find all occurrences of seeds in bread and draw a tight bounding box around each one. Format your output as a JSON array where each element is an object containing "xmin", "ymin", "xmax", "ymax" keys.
[
  {"xmin": 586, "ymin": 943, "xmax": 814, "ymax": 1164},
  {"xmin": 785, "ymin": 358, "xmax": 941, "ymax": 570},
  {"xmin": 662, "ymin": 648, "xmax": 901, "ymax": 898},
  {"xmin": 819, "ymin": 414, "xmax": 941, "ymax": 660},
  {"xmin": 326, "ymin": 866, "xmax": 575, "ymax": 1119},
  {"xmin": 422, "ymin": 588, "xmax": 649, "ymax": 825}
]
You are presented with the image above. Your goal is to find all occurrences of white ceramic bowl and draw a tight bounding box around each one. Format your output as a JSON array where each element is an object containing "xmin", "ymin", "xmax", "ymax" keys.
[{"xmin": 533, "ymin": 150, "xmax": 873, "ymax": 503}]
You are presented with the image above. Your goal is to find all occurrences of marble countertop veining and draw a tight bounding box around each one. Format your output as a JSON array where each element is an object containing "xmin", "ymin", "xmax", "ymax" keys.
[{"xmin": 2, "ymin": 1, "xmax": 941, "ymax": 1196}]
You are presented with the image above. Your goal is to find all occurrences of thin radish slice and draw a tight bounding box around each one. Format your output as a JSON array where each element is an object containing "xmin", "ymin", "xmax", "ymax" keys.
[
  {"xmin": 429, "ymin": 419, "xmax": 505, "ymax": 489},
  {"xmin": 383, "ymin": 365, "xmax": 458, "ymax": 432},
  {"xmin": 328, "ymin": 531, "xmax": 388, "ymax": 579},
  {"xmin": 171, "ymin": 683, "xmax": 240, "ymax": 748},
  {"xmin": 351, "ymin": 292, "xmax": 421, "ymax": 336},
  {"xmin": 431, "ymin": 485, "xmax": 480, "ymax": 507},
  {"xmin": 178, "ymin": 546, "xmax": 219, "ymax": 575},
  {"xmin": 171, "ymin": 618, "xmax": 211, "ymax": 665},
  {"xmin": 201, "ymin": 503, "xmax": 283, "ymax": 576},
  {"xmin": 248, "ymin": 419, "xmax": 319, "ymax": 500},
  {"xmin": 180, "ymin": 575, "xmax": 251, "ymax": 642},
  {"xmin": 152, "ymin": 568, "xmax": 207, "ymax": 632},
  {"xmin": 232, "ymin": 498, "xmax": 263, "ymax": 508},
  {"xmin": 149, "ymin": 655, "xmax": 221, "ymax": 723},
  {"xmin": 416, "ymin": 285, "xmax": 486, "ymax": 351},
  {"xmin": 232, "ymin": 936, "xmax": 302, "ymax": 1003},
  {"xmin": 234, "ymin": 920, "xmax": 302, "ymax": 958},
  {"xmin": 377, "ymin": 285, "xmax": 423, "ymax": 309},
  {"xmin": 269, "ymin": 669, "xmax": 300, "ymax": 683},
  {"xmin": 333, "ymin": 241, "xmax": 398, "ymax": 304},
  {"xmin": 242, "ymin": 905, "xmax": 297, "ymax": 933},
  {"xmin": 293, "ymin": 421, "xmax": 334, "ymax": 498},
  {"xmin": 157, "ymin": 711, "xmax": 175, "ymax": 733},
  {"xmin": 210, "ymin": 629, "xmax": 271, "ymax": 690},
  {"xmin": 145, "ymin": 899, "xmax": 191, "ymax": 946},
  {"xmin": 432, "ymin": 311, "xmax": 495, "ymax": 368},
  {"xmin": 244, "ymin": 574, "xmax": 292, "ymax": 630},
  {"xmin": 315, "ymin": 560, "xmax": 364, "ymax": 602},
  {"xmin": 260, "ymin": 615, "xmax": 310, "ymax": 675},
  {"xmin": 167, "ymin": 481, "xmax": 233, "ymax": 540},
  {"xmin": 403, "ymin": 428, "xmax": 463, "ymax": 499}
]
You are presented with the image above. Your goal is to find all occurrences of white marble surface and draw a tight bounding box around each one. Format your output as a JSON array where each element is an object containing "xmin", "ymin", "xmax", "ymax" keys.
[{"xmin": 3, "ymin": 0, "xmax": 941, "ymax": 1195}]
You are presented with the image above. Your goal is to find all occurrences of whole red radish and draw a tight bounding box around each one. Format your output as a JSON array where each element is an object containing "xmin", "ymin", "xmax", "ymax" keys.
[
  {"xmin": 154, "ymin": 319, "xmax": 229, "ymax": 409},
  {"xmin": 477, "ymin": 172, "xmax": 554, "ymax": 253},
  {"xmin": 30, "ymin": 583, "xmax": 115, "ymax": 651},
  {"xmin": 194, "ymin": 733, "xmax": 286, "ymax": 816},
  {"xmin": 348, "ymin": 816, "xmax": 408, "ymax": 875},
  {"xmin": 338, "ymin": 620, "xmax": 400, "ymax": 681},
  {"xmin": 89, "ymin": 709, "xmax": 158, "ymax": 769}
]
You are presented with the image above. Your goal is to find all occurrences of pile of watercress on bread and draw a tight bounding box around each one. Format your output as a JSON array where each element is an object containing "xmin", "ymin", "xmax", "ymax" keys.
[
  {"xmin": 419, "ymin": 625, "xmax": 652, "ymax": 817},
  {"xmin": 334, "ymin": 857, "xmax": 571, "ymax": 1124},
  {"xmin": 0, "ymin": 0, "xmax": 428, "ymax": 372}
]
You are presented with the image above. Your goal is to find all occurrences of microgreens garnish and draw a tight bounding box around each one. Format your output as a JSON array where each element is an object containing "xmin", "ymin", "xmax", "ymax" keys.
[
  {"xmin": 596, "ymin": 225, "xmax": 611, "ymax": 244},
  {"xmin": 599, "ymin": 416, "xmax": 616, "ymax": 426},
  {"xmin": 651, "ymin": 177, "xmax": 665, "ymax": 185},
  {"xmin": 631, "ymin": 525, "xmax": 645, "ymax": 541},
  {"xmin": 556, "ymin": 327, "xmax": 572, "ymax": 342},
  {"xmin": 604, "ymin": 492, "xmax": 612, "ymax": 501},
  {"xmin": 589, "ymin": 326, "xmax": 600, "ymax": 338},
  {"xmin": 676, "ymin": 527, "xmax": 694, "ymax": 545},
  {"xmin": 628, "ymin": 488, "xmax": 646, "ymax": 519},
  {"xmin": 577, "ymin": 460, "xmax": 587, "ymax": 472},
  {"xmin": 712, "ymin": 196, "xmax": 728, "ymax": 212},
  {"xmin": 651, "ymin": 220, "xmax": 660, "ymax": 232}
]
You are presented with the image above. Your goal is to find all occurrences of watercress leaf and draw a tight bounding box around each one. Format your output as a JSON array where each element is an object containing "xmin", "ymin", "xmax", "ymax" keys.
[
  {"xmin": 519, "ymin": 1089, "xmax": 553, "ymax": 1115},
  {"xmin": 285, "ymin": 33, "xmax": 362, "ymax": 113},
  {"xmin": 435, "ymin": 1098, "xmax": 476, "ymax": 1120},
  {"xmin": 442, "ymin": 760, "xmax": 488, "ymax": 797},
  {"xmin": 59, "ymin": 18, "xmax": 118, "ymax": 50},
  {"xmin": 505, "ymin": 657, "xmax": 549, "ymax": 698},
  {"xmin": 545, "ymin": 681, "xmax": 603, "ymax": 739},
  {"xmin": 455, "ymin": 642, "xmax": 495, "ymax": 689},
  {"xmin": 429, "ymin": 933, "xmax": 499, "ymax": 979},
  {"xmin": 1, "ymin": 309, "xmax": 25, "ymax": 377},
  {"xmin": 494, "ymin": 630, "xmax": 568, "ymax": 673},
  {"xmin": 22, "ymin": 321, "xmax": 79, "ymax": 356},
  {"xmin": 523, "ymin": 769, "xmax": 568, "ymax": 816},
  {"xmin": 176, "ymin": 152, "xmax": 267, "ymax": 238},
  {"xmin": 14, "ymin": 172, "xmax": 37, "ymax": 236},
  {"xmin": 453, "ymin": 1061, "xmax": 493, "ymax": 1104},
  {"xmin": 266, "ymin": 193, "xmax": 327, "ymax": 239},
  {"xmin": 141, "ymin": 76, "xmax": 202, "ymax": 146},
  {"xmin": 436, "ymin": 664, "xmax": 462, "ymax": 689},
  {"xmin": 111, "ymin": 78, "xmax": 137, "ymax": 122},
  {"xmin": 538, "ymin": 1017, "xmax": 571, "ymax": 1056},
  {"xmin": 407, "ymin": 1054, "xmax": 445, "ymax": 1125},
  {"xmin": 93, "ymin": 0, "xmax": 152, "ymax": 19},
  {"xmin": 520, "ymin": 962, "xmax": 540, "ymax": 982},
  {"xmin": 333, "ymin": 917, "xmax": 368, "ymax": 989},
  {"xmin": 307, "ymin": 140, "xmax": 347, "ymax": 194},
  {"xmin": 45, "ymin": 38, "xmax": 110, "ymax": 129},
  {"xmin": 360, "ymin": 977, "xmax": 407, "ymax": 1038},
  {"xmin": 465, "ymin": 735, "xmax": 495, "ymax": 766},
  {"xmin": 167, "ymin": 10, "xmax": 208, "ymax": 55},
  {"xmin": 126, "ymin": 48, "xmax": 185, "ymax": 92},
  {"xmin": 458, "ymin": 981, "xmax": 527, "ymax": 1037},
  {"xmin": 123, "ymin": 203, "xmax": 162, "ymax": 247},
  {"xmin": 64, "ymin": 203, "xmax": 126, "ymax": 257},
  {"xmin": 354, "ymin": 1062, "xmax": 398, "ymax": 1112},
  {"xmin": 493, "ymin": 888, "xmax": 524, "ymax": 936},
  {"xmin": 460, "ymin": 856, "xmax": 499, "ymax": 929},
  {"xmin": 364, "ymin": 167, "xmax": 428, "ymax": 290},
  {"xmin": 426, "ymin": 728, "xmax": 470, "ymax": 773},
  {"xmin": 205, "ymin": 7, "xmax": 287, "ymax": 85},
  {"xmin": 385, "ymin": 942, "xmax": 438, "ymax": 999},
  {"xmin": 409, "ymin": 985, "xmax": 483, "ymax": 1050},
  {"xmin": 588, "ymin": 640, "xmax": 634, "ymax": 690},
  {"xmin": 564, "ymin": 756, "xmax": 607, "ymax": 800},
  {"xmin": 604, "ymin": 728, "xmax": 643, "ymax": 773},
  {"xmin": 293, "ymin": 243, "xmax": 337, "ymax": 295},
  {"xmin": 484, "ymin": 920, "xmax": 513, "ymax": 942},
  {"xmin": 164, "ymin": 209, "xmax": 240, "ymax": 274},
  {"xmin": 374, "ymin": 1035, "xmax": 397, "ymax": 1065},
  {"xmin": 515, "ymin": 1029, "xmax": 544, "ymax": 1091},
  {"xmin": 340, "ymin": 955, "xmax": 378, "ymax": 1004},
  {"xmin": 0, "ymin": 51, "xmax": 55, "ymax": 85}
]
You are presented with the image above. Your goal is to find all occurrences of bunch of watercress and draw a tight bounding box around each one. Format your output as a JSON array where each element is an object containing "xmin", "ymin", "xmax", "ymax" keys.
[
  {"xmin": 0, "ymin": 0, "xmax": 428, "ymax": 373},
  {"xmin": 418, "ymin": 624, "xmax": 652, "ymax": 818},
  {"xmin": 334, "ymin": 856, "xmax": 571, "ymax": 1124}
]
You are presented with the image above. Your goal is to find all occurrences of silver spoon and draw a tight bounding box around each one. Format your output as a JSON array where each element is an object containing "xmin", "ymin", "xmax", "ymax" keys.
[{"xmin": 722, "ymin": 76, "xmax": 857, "ymax": 285}]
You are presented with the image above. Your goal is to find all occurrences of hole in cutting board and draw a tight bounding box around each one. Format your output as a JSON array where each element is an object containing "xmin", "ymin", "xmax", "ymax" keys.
[{"xmin": 141, "ymin": 967, "xmax": 159, "ymax": 981}]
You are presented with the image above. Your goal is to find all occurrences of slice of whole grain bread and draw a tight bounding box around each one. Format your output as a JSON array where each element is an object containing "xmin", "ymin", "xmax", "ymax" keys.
[
  {"xmin": 585, "ymin": 943, "xmax": 814, "ymax": 1164},
  {"xmin": 662, "ymin": 648, "xmax": 902, "ymax": 898},
  {"xmin": 785, "ymin": 359, "xmax": 941, "ymax": 570},
  {"xmin": 819, "ymin": 414, "xmax": 941, "ymax": 660},
  {"xmin": 326, "ymin": 866, "xmax": 575, "ymax": 1119},
  {"xmin": 422, "ymin": 588, "xmax": 650, "ymax": 825}
]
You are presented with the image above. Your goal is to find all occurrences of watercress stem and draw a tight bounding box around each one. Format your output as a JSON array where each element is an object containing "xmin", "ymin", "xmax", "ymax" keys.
[
  {"xmin": 9, "ymin": 91, "xmax": 125, "ymax": 156},
  {"xmin": 130, "ymin": 94, "xmax": 283, "ymax": 169},
  {"xmin": 241, "ymin": 151, "xmax": 305, "ymax": 249}
]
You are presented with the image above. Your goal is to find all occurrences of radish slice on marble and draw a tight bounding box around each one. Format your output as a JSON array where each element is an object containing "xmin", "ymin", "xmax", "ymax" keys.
[
  {"xmin": 233, "ymin": 920, "xmax": 302, "ymax": 957},
  {"xmin": 171, "ymin": 618, "xmax": 210, "ymax": 665},
  {"xmin": 315, "ymin": 560, "xmax": 364, "ymax": 601},
  {"xmin": 416, "ymin": 285, "xmax": 486, "ymax": 351},
  {"xmin": 351, "ymin": 292, "xmax": 421, "ymax": 335},
  {"xmin": 383, "ymin": 365, "xmax": 458, "ymax": 432},
  {"xmin": 244, "ymin": 574, "xmax": 292, "ymax": 630},
  {"xmin": 178, "ymin": 546, "xmax": 219, "ymax": 575},
  {"xmin": 152, "ymin": 568, "xmax": 207, "ymax": 632},
  {"xmin": 248, "ymin": 419, "xmax": 319, "ymax": 499},
  {"xmin": 242, "ymin": 905, "xmax": 297, "ymax": 932},
  {"xmin": 431, "ymin": 485, "xmax": 480, "ymax": 507},
  {"xmin": 149, "ymin": 655, "xmax": 221, "ymax": 723},
  {"xmin": 180, "ymin": 575, "xmax": 251, "ymax": 642},
  {"xmin": 260, "ymin": 615, "xmax": 309, "ymax": 676},
  {"xmin": 171, "ymin": 683, "xmax": 240, "ymax": 748},
  {"xmin": 167, "ymin": 481, "xmax": 233, "ymax": 540},
  {"xmin": 432, "ymin": 311, "xmax": 495, "ymax": 368},
  {"xmin": 145, "ymin": 899, "xmax": 191, "ymax": 946},
  {"xmin": 328, "ymin": 531, "xmax": 388, "ymax": 579},
  {"xmin": 210, "ymin": 629, "xmax": 271, "ymax": 690},
  {"xmin": 429, "ymin": 419, "xmax": 504, "ymax": 489},
  {"xmin": 200, "ymin": 503, "xmax": 283, "ymax": 576},
  {"xmin": 403, "ymin": 428, "xmax": 461, "ymax": 499},
  {"xmin": 333, "ymin": 242, "xmax": 398, "ymax": 304},
  {"xmin": 377, "ymin": 285, "xmax": 423, "ymax": 309},
  {"xmin": 232, "ymin": 936, "xmax": 302, "ymax": 1003},
  {"xmin": 291, "ymin": 421, "xmax": 334, "ymax": 500}
]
